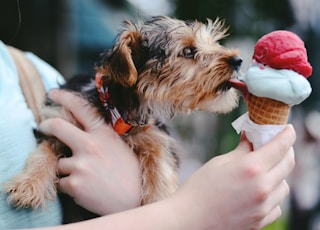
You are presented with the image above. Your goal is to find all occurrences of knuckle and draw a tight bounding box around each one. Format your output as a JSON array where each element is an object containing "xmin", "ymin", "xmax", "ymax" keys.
[
  {"xmin": 253, "ymin": 207, "xmax": 269, "ymax": 223},
  {"xmin": 254, "ymin": 182, "xmax": 270, "ymax": 203},
  {"xmin": 77, "ymin": 160, "xmax": 90, "ymax": 173},
  {"xmin": 65, "ymin": 176, "xmax": 80, "ymax": 192},
  {"xmin": 243, "ymin": 162, "xmax": 262, "ymax": 178},
  {"xmin": 255, "ymin": 190, "xmax": 268, "ymax": 203}
]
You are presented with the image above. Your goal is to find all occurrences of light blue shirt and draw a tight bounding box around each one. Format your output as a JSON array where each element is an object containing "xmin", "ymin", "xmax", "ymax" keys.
[{"xmin": 0, "ymin": 41, "xmax": 63, "ymax": 229}]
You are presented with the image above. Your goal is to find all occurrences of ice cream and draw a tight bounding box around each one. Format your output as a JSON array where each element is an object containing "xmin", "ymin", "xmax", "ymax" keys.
[
  {"xmin": 243, "ymin": 63, "xmax": 311, "ymax": 106},
  {"xmin": 230, "ymin": 30, "xmax": 313, "ymax": 149}
]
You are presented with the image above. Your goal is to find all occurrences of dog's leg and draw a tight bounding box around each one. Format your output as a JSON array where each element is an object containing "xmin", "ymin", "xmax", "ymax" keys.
[
  {"xmin": 4, "ymin": 140, "xmax": 58, "ymax": 209},
  {"xmin": 126, "ymin": 128, "xmax": 179, "ymax": 205}
]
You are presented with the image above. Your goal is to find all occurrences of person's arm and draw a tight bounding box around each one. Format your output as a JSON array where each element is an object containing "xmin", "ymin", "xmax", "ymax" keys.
[{"xmin": 37, "ymin": 90, "xmax": 295, "ymax": 230}]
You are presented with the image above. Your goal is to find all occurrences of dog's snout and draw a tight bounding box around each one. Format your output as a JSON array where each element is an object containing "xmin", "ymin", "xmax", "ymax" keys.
[{"xmin": 228, "ymin": 56, "xmax": 242, "ymax": 71}]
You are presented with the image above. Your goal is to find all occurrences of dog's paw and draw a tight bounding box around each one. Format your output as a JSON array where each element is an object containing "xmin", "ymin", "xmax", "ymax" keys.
[{"xmin": 3, "ymin": 174, "xmax": 57, "ymax": 210}]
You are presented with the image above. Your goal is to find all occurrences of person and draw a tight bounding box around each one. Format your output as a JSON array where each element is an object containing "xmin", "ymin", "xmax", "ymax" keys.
[
  {"xmin": 0, "ymin": 41, "xmax": 296, "ymax": 229},
  {"xmin": 0, "ymin": 41, "xmax": 141, "ymax": 229},
  {"xmin": 33, "ymin": 89, "xmax": 295, "ymax": 230},
  {"xmin": 0, "ymin": 40, "xmax": 63, "ymax": 228}
]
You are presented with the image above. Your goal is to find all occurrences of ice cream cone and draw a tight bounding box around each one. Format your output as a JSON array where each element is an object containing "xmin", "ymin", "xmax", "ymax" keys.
[
  {"xmin": 247, "ymin": 93, "xmax": 290, "ymax": 125},
  {"xmin": 231, "ymin": 30, "xmax": 312, "ymax": 150}
]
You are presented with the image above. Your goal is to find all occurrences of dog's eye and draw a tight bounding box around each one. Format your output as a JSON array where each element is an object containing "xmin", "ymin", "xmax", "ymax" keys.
[{"xmin": 183, "ymin": 47, "xmax": 195, "ymax": 58}]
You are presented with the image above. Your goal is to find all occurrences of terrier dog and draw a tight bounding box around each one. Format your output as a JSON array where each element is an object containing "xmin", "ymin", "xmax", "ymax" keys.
[{"xmin": 4, "ymin": 16, "xmax": 242, "ymax": 214}]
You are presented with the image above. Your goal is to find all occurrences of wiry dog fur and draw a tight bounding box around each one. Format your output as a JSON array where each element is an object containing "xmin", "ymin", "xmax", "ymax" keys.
[{"xmin": 4, "ymin": 16, "xmax": 242, "ymax": 221}]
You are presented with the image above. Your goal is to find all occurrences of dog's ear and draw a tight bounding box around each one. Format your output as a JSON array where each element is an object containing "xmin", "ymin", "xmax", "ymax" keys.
[{"xmin": 100, "ymin": 29, "xmax": 145, "ymax": 87}]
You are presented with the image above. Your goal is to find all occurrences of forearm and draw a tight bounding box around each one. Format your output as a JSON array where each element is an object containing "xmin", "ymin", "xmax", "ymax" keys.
[{"xmin": 34, "ymin": 197, "xmax": 183, "ymax": 230}]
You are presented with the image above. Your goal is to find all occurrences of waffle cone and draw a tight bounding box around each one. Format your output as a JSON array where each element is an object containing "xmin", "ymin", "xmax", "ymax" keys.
[{"xmin": 247, "ymin": 94, "xmax": 290, "ymax": 125}]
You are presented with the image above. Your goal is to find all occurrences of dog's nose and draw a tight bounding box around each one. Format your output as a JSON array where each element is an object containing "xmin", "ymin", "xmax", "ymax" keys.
[{"xmin": 228, "ymin": 56, "xmax": 242, "ymax": 71}]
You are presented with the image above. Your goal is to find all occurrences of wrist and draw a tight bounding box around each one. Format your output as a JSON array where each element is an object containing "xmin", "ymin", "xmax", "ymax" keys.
[{"xmin": 157, "ymin": 191, "xmax": 199, "ymax": 230}]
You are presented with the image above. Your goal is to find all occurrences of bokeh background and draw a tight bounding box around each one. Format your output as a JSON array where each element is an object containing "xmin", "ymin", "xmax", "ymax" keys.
[{"xmin": 1, "ymin": 0, "xmax": 319, "ymax": 229}]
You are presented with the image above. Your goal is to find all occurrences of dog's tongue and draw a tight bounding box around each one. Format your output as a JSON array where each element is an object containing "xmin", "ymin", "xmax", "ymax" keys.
[{"xmin": 228, "ymin": 78, "xmax": 249, "ymax": 99}]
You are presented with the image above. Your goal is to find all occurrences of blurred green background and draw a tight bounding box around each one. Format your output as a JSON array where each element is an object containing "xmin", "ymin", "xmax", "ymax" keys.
[{"xmin": 1, "ymin": 0, "xmax": 319, "ymax": 229}]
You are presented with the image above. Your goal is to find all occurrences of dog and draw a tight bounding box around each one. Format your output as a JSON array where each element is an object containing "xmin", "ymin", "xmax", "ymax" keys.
[{"xmin": 4, "ymin": 15, "xmax": 242, "ymax": 218}]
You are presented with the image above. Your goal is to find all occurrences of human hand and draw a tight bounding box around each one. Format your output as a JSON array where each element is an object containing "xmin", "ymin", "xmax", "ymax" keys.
[
  {"xmin": 38, "ymin": 90, "xmax": 141, "ymax": 215},
  {"xmin": 167, "ymin": 125, "xmax": 295, "ymax": 230}
]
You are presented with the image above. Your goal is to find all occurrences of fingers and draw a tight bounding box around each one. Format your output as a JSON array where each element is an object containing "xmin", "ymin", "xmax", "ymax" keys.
[
  {"xmin": 38, "ymin": 117, "xmax": 88, "ymax": 152},
  {"xmin": 260, "ymin": 206, "xmax": 282, "ymax": 228},
  {"xmin": 57, "ymin": 176, "xmax": 73, "ymax": 196},
  {"xmin": 252, "ymin": 125, "xmax": 296, "ymax": 172},
  {"xmin": 259, "ymin": 180, "xmax": 289, "ymax": 227},
  {"xmin": 268, "ymin": 146, "xmax": 295, "ymax": 185},
  {"xmin": 57, "ymin": 157, "xmax": 73, "ymax": 176},
  {"xmin": 264, "ymin": 180, "xmax": 289, "ymax": 212},
  {"xmin": 48, "ymin": 89, "xmax": 104, "ymax": 131},
  {"xmin": 56, "ymin": 158, "xmax": 82, "ymax": 196}
]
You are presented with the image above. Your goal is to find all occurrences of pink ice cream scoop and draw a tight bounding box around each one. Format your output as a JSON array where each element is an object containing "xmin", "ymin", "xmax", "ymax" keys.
[{"xmin": 253, "ymin": 30, "xmax": 312, "ymax": 78}]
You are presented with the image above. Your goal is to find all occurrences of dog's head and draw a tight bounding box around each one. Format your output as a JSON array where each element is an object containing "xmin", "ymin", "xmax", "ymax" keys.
[{"xmin": 97, "ymin": 16, "xmax": 242, "ymax": 122}]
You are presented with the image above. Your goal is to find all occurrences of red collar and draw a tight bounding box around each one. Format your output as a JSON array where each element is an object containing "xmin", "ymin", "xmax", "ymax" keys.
[{"xmin": 96, "ymin": 73, "xmax": 133, "ymax": 135}]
